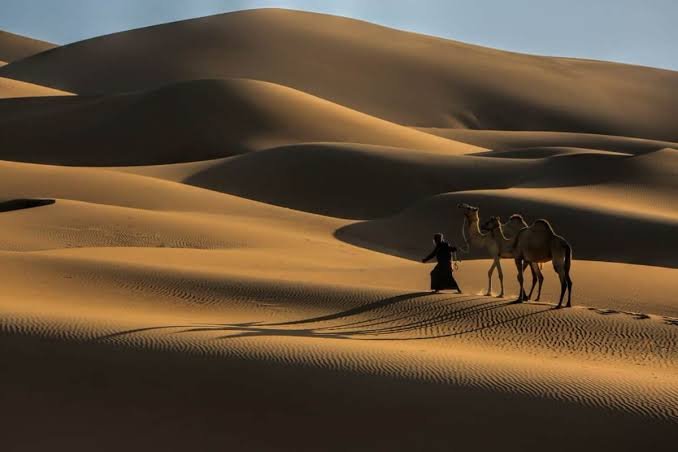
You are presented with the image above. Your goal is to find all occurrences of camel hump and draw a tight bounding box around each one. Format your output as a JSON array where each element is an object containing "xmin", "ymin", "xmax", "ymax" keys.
[
  {"xmin": 509, "ymin": 214, "xmax": 527, "ymax": 226},
  {"xmin": 533, "ymin": 219, "xmax": 556, "ymax": 234}
]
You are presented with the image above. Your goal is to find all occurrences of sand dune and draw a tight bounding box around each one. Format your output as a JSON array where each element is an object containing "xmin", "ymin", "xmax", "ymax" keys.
[
  {"xmin": 0, "ymin": 29, "xmax": 55, "ymax": 62},
  {"xmin": 0, "ymin": 9, "xmax": 676, "ymax": 451},
  {"xmin": 0, "ymin": 78, "xmax": 476, "ymax": 165},
  {"xmin": 419, "ymin": 128, "xmax": 678, "ymax": 154},
  {"xmin": 0, "ymin": 75, "xmax": 72, "ymax": 98},
  {"xmin": 143, "ymin": 142, "xmax": 533, "ymax": 218},
  {"xmin": 119, "ymin": 144, "xmax": 677, "ymax": 220},
  {"xmin": 338, "ymin": 185, "xmax": 678, "ymax": 268},
  {"xmin": 1, "ymin": 245, "xmax": 676, "ymax": 450},
  {"xmin": 2, "ymin": 9, "xmax": 678, "ymax": 141}
]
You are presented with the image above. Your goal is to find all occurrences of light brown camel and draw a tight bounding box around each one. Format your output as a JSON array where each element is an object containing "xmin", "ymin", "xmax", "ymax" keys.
[
  {"xmin": 482, "ymin": 216, "xmax": 544, "ymax": 301},
  {"xmin": 457, "ymin": 203, "xmax": 537, "ymax": 298},
  {"xmin": 511, "ymin": 219, "xmax": 573, "ymax": 308}
]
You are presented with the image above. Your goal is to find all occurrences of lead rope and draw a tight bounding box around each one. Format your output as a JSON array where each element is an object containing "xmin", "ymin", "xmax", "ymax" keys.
[
  {"xmin": 453, "ymin": 216, "xmax": 471, "ymax": 270},
  {"xmin": 458, "ymin": 216, "xmax": 471, "ymax": 254}
]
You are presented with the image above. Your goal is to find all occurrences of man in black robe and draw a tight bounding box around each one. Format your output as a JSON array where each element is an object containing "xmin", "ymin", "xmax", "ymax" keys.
[{"xmin": 422, "ymin": 233, "xmax": 462, "ymax": 293}]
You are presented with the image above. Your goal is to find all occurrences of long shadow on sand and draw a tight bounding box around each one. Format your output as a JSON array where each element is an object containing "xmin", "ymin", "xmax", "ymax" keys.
[{"xmin": 94, "ymin": 292, "xmax": 557, "ymax": 343}]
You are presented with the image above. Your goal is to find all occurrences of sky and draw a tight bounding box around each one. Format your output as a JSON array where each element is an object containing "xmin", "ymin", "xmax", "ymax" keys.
[{"xmin": 1, "ymin": 0, "xmax": 676, "ymax": 71}]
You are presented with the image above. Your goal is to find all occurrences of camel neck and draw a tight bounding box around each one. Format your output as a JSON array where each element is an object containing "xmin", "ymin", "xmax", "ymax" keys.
[
  {"xmin": 465, "ymin": 217, "xmax": 489, "ymax": 247},
  {"xmin": 491, "ymin": 225, "xmax": 509, "ymax": 242}
]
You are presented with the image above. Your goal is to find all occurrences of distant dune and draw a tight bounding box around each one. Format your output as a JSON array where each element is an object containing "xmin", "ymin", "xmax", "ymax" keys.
[
  {"xmin": 0, "ymin": 78, "xmax": 476, "ymax": 165},
  {"xmin": 1, "ymin": 9, "xmax": 678, "ymax": 141},
  {"xmin": 0, "ymin": 8, "xmax": 676, "ymax": 451},
  {"xmin": 419, "ymin": 128, "xmax": 678, "ymax": 155},
  {"xmin": 0, "ymin": 29, "xmax": 55, "ymax": 62}
]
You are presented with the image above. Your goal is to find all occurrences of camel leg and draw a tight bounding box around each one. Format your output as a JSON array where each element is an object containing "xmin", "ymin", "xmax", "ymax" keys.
[
  {"xmin": 496, "ymin": 258, "xmax": 504, "ymax": 298},
  {"xmin": 525, "ymin": 262, "xmax": 537, "ymax": 301},
  {"xmin": 513, "ymin": 258, "xmax": 526, "ymax": 303},
  {"xmin": 485, "ymin": 259, "xmax": 497, "ymax": 296},
  {"xmin": 554, "ymin": 261, "xmax": 567, "ymax": 308},
  {"xmin": 534, "ymin": 264, "xmax": 545, "ymax": 301},
  {"xmin": 565, "ymin": 271, "xmax": 573, "ymax": 308}
]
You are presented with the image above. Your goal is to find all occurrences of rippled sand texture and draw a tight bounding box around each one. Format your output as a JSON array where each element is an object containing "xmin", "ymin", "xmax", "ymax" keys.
[{"xmin": 0, "ymin": 9, "xmax": 677, "ymax": 452}]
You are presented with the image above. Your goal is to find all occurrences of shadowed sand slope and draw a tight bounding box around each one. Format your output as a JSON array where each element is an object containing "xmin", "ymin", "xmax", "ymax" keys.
[
  {"xmin": 0, "ymin": 78, "xmax": 476, "ymax": 165},
  {"xmin": 178, "ymin": 143, "xmax": 534, "ymax": 218},
  {"xmin": 0, "ymin": 29, "xmax": 56, "ymax": 62},
  {"xmin": 2, "ymin": 9, "xmax": 678, "ymax": 140},
  {"xmin": 338, "ymin": 183, "xmax": 678, "ymax": 268},
  {"xmin": 335, "ymin": 149, "xmax": 678, "ymax": 267},
  {"xmin": 120, "ymin": 145, "xmax": 677, "ymax": 221}
]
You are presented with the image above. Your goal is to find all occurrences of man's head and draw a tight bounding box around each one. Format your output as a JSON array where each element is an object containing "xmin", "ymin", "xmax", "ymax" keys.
[{"xmin": 433, "ymin": 233, "xmax": 443, "ymax": 244}]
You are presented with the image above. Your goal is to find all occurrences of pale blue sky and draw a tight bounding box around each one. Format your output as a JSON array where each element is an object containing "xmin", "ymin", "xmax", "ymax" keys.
[{"xmin": 1, "ymin": 0, "xmax": 676, "ymax": 70}]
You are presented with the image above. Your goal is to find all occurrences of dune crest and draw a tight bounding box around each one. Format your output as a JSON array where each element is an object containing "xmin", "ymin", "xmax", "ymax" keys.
[
  {"xmin": 2, "ymin": 9, "xmax": 678, "ymax": 140},
  {"xmin": 0, "ymin": 29, "xmax": 55, "ymax": 62},
  {"xmin": 0, "ymin": 78, "xmax": 477, "ymax": 165}
]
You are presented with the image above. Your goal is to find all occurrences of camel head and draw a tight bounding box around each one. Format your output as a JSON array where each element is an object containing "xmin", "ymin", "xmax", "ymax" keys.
[{"xmin": 457, "ymin": 203, "xmax": 480, "ymax": 222}]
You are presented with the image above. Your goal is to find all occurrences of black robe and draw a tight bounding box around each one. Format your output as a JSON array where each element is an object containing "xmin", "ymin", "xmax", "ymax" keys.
[{"xmin": 423, "ymin": 241, "xmax": 461, "ymax": 291}]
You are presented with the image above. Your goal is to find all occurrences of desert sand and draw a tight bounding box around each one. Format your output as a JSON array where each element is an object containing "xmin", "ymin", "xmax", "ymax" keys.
[{"xmin": 0, "ymin": 8, "xmax": 676, "ymax": 452}]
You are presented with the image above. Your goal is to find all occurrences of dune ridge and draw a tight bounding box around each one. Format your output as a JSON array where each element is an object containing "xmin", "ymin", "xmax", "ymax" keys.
[
  {"xmin": 0, "ymin": 76, "xmax": 72, "ymax": 98},
  {"xmin": 0, "ymin": 78, "xmax": 477, "ymax": 165},
  {"xmin": 0, "ymin": 29, "xmax": 55, "ymax": 62}
]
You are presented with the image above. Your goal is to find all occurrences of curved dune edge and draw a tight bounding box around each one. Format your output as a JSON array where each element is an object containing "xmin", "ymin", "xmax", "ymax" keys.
[
  {"xmin": 0, "ymin": 78, "xmax": 478, "ymax": 166},
  {"xmin": 0, "ymin": 76, "xmax": 72, "ymax": 98},
  {"xmin": 114, "ymin": 144, "xmax": 677, "ymax": 224},
  {"xmin": 417, "ymin": 128, "xmax": 678, "ymax": 153},
  {"xmin": 0, "ymin": 29, "xmax": 56, "ymax": 62}
]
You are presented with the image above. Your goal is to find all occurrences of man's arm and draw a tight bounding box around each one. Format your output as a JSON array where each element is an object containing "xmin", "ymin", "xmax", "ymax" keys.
[{"xmin": 422, "ymin": 246, "xmax": 437, "ymax": 263}]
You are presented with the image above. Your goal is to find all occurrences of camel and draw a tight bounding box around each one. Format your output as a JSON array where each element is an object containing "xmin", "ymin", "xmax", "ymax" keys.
[
  {"xmin": 511, "ymin": 219, "xmax": 573, "ymax": 308},
  {"xmin": 457, "ymin": 203, "xmax": 537, "ymax": 298},
  {"xmin": 482, "ymin": 216, "xmax": 544, "ymax": 301}
]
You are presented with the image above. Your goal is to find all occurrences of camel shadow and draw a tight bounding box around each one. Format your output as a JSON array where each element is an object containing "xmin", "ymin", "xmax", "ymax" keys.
[{"xmin": 93, "ymin": 291, "xmax": 557, "ymax": 343}]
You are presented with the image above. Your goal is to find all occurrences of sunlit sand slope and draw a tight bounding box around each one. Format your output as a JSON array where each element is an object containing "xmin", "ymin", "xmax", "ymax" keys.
[{"xmin": 0, "ymin": 76, "xmax": 71, "ymax": 98}]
